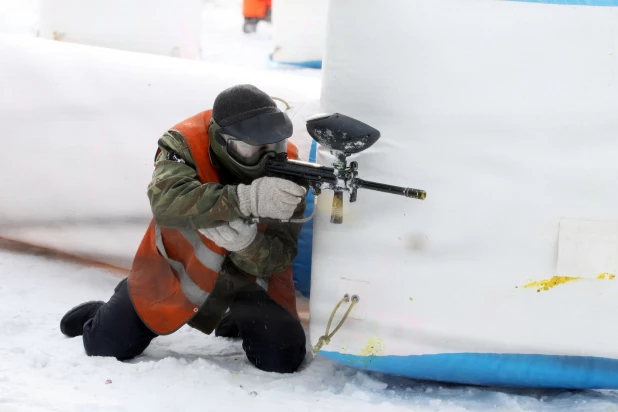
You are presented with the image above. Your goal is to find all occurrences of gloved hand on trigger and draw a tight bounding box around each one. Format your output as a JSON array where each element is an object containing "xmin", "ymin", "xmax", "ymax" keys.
[
  {"xmin": 236, "ymin": 177, "xmax": 306, "ymax": 220},
  {"xmin": 199, "ymin": 219, "xmax": 257, "ymax": 252}
]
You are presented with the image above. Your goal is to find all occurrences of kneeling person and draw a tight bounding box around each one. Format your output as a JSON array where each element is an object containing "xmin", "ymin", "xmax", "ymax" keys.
[{"xmin": 60, "ymin": 85, "xmax": 307, "ymax": 373}]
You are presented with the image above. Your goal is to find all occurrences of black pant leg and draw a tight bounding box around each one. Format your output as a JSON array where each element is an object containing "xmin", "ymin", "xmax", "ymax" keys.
[
  {"xmin": 83, "ymin": 278, "xmax": 158, "ymax": 361},
  {"xmin": 229, "ymin": 290, "xmax": 306, "ymax": 373}
]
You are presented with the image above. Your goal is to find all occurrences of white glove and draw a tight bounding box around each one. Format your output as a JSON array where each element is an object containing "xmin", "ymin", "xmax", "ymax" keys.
[
  {"xmin": 199, "ymin": 219, "xmax": 257, "ymax": 252},
  {"xmin": 236, "ymin": 177, "xmax": 306, "ymax": 220}
]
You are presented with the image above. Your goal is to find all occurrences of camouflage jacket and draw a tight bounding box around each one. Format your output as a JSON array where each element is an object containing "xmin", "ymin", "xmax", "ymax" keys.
[{"xmin": 147, "ymin": 130, "xmax": 305, "ymax": 278}]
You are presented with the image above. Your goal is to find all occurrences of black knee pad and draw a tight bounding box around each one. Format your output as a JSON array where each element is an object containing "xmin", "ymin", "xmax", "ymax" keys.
[
  {"xmin": 114, "ymin": 277, "xmax": 128, "ymax": 293},
  {"xmin": 246, "ymin": 341, "xmax": 306, "ymax": 374}
]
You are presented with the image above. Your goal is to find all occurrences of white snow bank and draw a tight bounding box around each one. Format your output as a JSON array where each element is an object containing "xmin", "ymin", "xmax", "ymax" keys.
[
  {"xmin": 2, "ymin": 249, "xmax": 617, "ymax": 411},
  {"xmin": 0, "ymin": 34, "xmax": 319, "ymax": 267}
]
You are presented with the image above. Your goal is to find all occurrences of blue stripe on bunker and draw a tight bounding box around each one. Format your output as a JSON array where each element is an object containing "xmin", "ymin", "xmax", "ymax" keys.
[
  {"xmin": 320, "ymin": 351, "xmax": 618, "ymax": 388},
  {"xmin": 510, "ymin": 0, "xmax": 618, "ymax": 6}
]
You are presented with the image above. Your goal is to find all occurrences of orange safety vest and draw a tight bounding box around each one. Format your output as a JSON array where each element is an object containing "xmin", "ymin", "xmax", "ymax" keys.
[{"xmin": 128, "ymin": 110, "xmax": 299, "ymax": 335}]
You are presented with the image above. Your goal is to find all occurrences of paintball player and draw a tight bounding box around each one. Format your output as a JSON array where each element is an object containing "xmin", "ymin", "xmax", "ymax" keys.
[
  {"xmin": 59, "ymin": 85, "xmax": 308, "ymax": 373},
  {"xmin": 242, "ymin": 0, "xmax": 271, "ymax": 33}
]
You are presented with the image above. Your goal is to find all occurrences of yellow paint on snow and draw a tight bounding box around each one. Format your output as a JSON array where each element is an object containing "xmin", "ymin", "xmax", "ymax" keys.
[
  {"xmin": 409, "ymin": 297, "xmax": 413, "ymax": 301},
  {"xmin": 523, "ymin": 273, "xmax": 615, "ymax": 292},
  {"xmin": 359, "ymin": 337, "xmax": 385, "ymax": 357}
]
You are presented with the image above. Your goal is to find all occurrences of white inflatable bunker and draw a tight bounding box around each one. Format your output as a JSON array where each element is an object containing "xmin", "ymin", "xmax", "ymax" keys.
[
  {"xmin": 0, "ymin": 35, "xmax": 319, "ymax": 268},
  {"xmin": 39, "ymin": 0, "xmax": 202, "ymax": 59},
  {"xmin": 310, "ymin": 0, "xmax": 618, "ymax": 388},
  {"xmin": 271, "ymin": 0, "xmax": 328, "ymax": 68}
]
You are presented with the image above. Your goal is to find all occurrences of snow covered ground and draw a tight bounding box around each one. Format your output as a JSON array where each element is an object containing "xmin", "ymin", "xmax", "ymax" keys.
[{"xmin": 2, "ymin": 246, "xmax": 618, "ymax": 412}]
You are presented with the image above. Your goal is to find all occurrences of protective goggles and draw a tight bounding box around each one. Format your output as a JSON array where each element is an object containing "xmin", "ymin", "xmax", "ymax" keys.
[
  {"xmin": 211, "ymin": 111, "xmax": 293, "ymax": 165},
  {"xmin": 220, "ymin": 134, "xmax": 288, "ymax": 165}
]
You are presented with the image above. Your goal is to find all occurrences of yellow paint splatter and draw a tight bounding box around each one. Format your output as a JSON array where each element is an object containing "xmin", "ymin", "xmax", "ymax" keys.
[
  {"xmin": 523, "ymin": 273, "xmax": 615, "ymax": 292},
  {"xmin": 523, "ymin": 276, "xmax": 581, "ymax": 291},
  {"xmin": 409, "ymin": 297, "xmax": 413, "ymax": 301},
  {"xmin": 359, "ymin": 337, "xmax": 384, "ymax": 357},
  {"xmin": 358, "ymin": 338, "xmax": 385, "ymax": 367}
]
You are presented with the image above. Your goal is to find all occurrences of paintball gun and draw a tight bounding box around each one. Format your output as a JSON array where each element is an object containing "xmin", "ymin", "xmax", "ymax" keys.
[{"xmin": 265, "ymin": 113, "xmax": 426, "ymax": 224}]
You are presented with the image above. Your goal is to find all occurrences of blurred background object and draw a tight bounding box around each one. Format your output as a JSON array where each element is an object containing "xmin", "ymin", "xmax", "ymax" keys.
[
  {"xmin": 0, "ymin": 0, "xmax": 326, "ymax": 71},
  {"xmin": 0, "ymin": 0, "xmax": 39, "ymax": 35},
  {"xmin": 270, "ymin": 0, "xmax": 327, "ymax": 68},
  {"xmin": 243, "ymin": 0, "xmax": 271, "ymax": 33},
  {"xmin": 38, "ymin": 0, "xmax": 202, "ymax": 58}
]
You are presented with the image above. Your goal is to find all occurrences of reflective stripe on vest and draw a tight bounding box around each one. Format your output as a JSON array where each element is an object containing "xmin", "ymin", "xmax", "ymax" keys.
[
  {"xmin": 255, "ymin": 276, "xmax": 269, "ymax": 292},
  {"xmin": 179, "ymin": 229, "xmax": 225, "ymax": 273},
  {"xmin": 154, "ymin": 224, "xmax": 213, "ymax": 306},
  {"xmin": 155, "ymin": 224, "xmax": 269, "ymax": 302}
]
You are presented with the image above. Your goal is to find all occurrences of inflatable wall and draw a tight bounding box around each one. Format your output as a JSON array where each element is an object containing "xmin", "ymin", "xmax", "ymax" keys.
[
  {"xmin": 310, "ymin": 0, "xmax": 618, "ymax": 388},
  {"xmin": 0, "ymin": 0, "xmax": 39, "ymax": 36},
  {"xmin": 39, "ymin": 0, "xmax": 202, "ymax": 59},
  {"xmin": 0, "ymin": 36, "xmax": 319, "ymax": 273},
  {"xmin": 270, "ymin": 0, "xmax": 328, "ymax": 68}
]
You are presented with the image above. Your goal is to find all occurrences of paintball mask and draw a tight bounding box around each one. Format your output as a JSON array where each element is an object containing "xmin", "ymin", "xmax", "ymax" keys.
[{"xmin": 209, "ymin": 111, "xmax": 293, "ymax": 181}]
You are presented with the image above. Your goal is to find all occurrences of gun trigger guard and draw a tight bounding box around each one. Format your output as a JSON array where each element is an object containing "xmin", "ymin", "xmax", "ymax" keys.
[
  {"xmin": 290, "ymin": 209, "xmax": 316, "ymax": 223},
  {"xmin": 252, "ymin": 209, "xmax": 316, "ymax": 225}
]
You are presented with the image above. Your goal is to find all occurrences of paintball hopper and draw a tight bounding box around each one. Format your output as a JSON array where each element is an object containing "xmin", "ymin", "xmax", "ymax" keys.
[{"xmin": 306, "ymin": 113, "xmax": 380, "ymax": 159}]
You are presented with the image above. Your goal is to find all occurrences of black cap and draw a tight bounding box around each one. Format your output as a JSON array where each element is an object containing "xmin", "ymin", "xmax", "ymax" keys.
[
  {"xmin": 213, "ymin": 84, "xmax": 281, "ymax": 128},
  {"xmin": 212, "ymin": 84, "xmax": 293, "ymax": 145}
]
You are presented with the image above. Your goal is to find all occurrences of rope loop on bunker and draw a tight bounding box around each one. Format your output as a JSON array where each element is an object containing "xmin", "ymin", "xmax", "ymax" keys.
[{"xmin": 312, "ymin": 294, "xmax": 359, "ymax": 356}]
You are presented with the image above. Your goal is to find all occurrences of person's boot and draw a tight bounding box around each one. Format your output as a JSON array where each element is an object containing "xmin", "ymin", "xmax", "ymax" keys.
[
  {"xmin": 215, "ymin": 312, "xmax": 240, "ymax": 338},
  {"xmin": 60, "ymin": 301, "xmax": 104, "ymax": 337}
]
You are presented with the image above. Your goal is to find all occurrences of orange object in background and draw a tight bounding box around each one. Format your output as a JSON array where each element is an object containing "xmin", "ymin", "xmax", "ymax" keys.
[
  {"xmin": 243, "ymin": 0, "xmax": 272, "ymax": 33},
  {"xmin": 243, "ymin": 0, "xmax": 271, "ymax": 18}
]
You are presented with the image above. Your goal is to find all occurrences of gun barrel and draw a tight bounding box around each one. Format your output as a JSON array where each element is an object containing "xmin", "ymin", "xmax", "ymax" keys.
[{"xmin": 355, "ymin": 178, "xmax": 426, "ymax": 200}]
